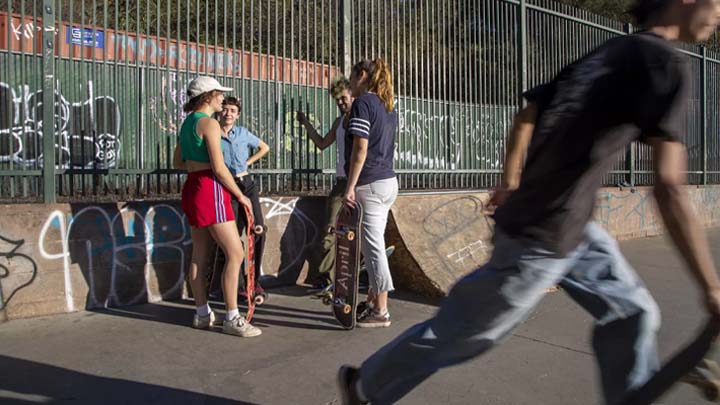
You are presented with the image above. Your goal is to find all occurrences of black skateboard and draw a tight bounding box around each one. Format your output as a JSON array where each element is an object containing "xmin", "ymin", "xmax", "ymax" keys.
[
  {"xmin": 323, "ymin": 204, "xmax": 363, "ymax": 329},
  {"xmin": 311, "ymin": 245, "xmax": 395, "ymax": 298}
]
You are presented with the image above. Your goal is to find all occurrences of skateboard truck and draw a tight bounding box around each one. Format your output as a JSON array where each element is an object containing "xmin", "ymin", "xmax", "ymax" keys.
[
  {"xmin": 319, "ymin": 292, "xmax": 351, "ymax": 314},
  {"xmin": 329, "ymin": 226, "xmax": 356, "ymax": 241}
]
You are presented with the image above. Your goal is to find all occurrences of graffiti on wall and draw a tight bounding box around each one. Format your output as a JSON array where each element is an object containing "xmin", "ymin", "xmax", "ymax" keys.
[
  {"xmin": 149, "ymin": 72, "xmax": 189, "ymax": 135},
  {"xmin": 0, "ymin": 235, "xmax": 38, "ymax": 309},
  {"xmin": 594, "ymin": 189, "xmax": 660, "ymax": 234},
  {"xmin": 395, "ymin": 101, "xmax": 510, "ymax": 171},
  {"xmin": 0, "ymin": 80, "xmax": 121, "ymax": 168},
  {"xmin": 260, "ymin": 196, "xmax": 321, "ymax": 283},
  {"xmin": 38, "ymin": 203, "xmax": 189, "ymax": 310}
]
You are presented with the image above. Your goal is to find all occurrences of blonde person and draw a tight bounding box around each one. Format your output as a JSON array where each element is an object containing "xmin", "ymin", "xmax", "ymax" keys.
[
  {"xmin": 173, "ymin": 76, "xmax": 261, "ymax": 338},
  {"xmin": 342, "ymin": 59, "xmax": 398, "ymax": 328},
  {"xmin": 296, "ymin": 77, "xmax": 354, "ymax": 289}
]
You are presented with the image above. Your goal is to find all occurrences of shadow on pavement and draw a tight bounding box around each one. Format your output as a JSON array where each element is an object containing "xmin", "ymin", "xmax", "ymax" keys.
[{"xmin": 0, "ymin": 355, "xmax": 255, "ymax": 404}]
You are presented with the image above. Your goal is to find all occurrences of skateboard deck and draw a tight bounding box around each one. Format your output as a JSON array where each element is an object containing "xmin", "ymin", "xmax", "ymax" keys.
[
  {"xmin": 207, "ymin": 202, "xmax": 264, "ymax": 322},
  {"xmin": 325, "ymin": 204, "xmax": 363, "ymax": 329},
  {"xmin": 241, "ymin": 203, "xmax": 256, "ymax": 322},
  {"xmin": 620, "ymin": 316, "xmax": 720, "ymax": 404},
  {"xmin": 312, "ymin": 245, "xmax": 395, "ymax": 299}
]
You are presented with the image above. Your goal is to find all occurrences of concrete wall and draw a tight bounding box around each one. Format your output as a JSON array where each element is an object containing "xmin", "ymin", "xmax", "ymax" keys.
[
  {"xmin": 387, "ymin": 186, "xmax": 720, "ymax": 297},
  {"xmin": 0, "ymin": 197, "xmax": 326, "ymax": 321},
  {"xmin": 2, "ymin": 186, "xmax": 720, "ymax": 321}
]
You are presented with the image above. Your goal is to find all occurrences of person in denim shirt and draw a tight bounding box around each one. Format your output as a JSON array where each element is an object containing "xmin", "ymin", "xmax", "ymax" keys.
[{"xmin": 218, "ymin": 96, "xmax": 270, "ymax": 298}]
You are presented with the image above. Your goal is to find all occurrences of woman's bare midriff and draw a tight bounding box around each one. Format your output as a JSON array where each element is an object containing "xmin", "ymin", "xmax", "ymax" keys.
[{"xmin": 185, "ymin": 160, "xmax": 213, "ymax": 173}]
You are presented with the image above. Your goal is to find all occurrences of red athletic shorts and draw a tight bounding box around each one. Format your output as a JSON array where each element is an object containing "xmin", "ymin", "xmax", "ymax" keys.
[{"xmin": 181, "ymin": 170, "xmax": 235, "ymax": 227}]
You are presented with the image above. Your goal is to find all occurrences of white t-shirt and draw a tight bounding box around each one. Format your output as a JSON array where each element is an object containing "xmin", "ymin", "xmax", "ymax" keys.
[{"xmin": 335, "ymin": 119, "xmax": 346, "ymax": 178}]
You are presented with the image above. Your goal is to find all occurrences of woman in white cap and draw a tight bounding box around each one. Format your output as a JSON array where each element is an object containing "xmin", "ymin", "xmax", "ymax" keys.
[{"xmin": 173, "ymin": 76, "xmax": 261, "ymax": 338}]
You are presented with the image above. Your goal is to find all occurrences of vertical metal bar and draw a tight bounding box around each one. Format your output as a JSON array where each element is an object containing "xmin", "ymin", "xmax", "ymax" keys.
[
  {"xmin": 42, "ymin": 0, "xmax": 56, "ymax": 203},
  {"xmin": 702, "ymin": 46, "xmax": 708, "ymax": 185},
  {"xmin": 625, "ymin": 23, "xmax": 636, "ymax": 186},
  {"xmin": 518, "ymin": 0, "xmax": 527, "ymax": 104},
  {"xmin": 340, "ymin": 0, "xmax": 352, "ymax": 77}
]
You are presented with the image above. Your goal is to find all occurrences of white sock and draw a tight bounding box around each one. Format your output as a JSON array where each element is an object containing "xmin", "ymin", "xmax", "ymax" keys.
[
  {"xmin": 196, "ymin": 304, "xmax": 211, "ymax": 317},
  {"xmin": 226, "ymin": 308, "xmax": 240, "ymax": 321},
  {"xmin": 376, "ymin": 308, "xmax": 388, "ymax": 317}
]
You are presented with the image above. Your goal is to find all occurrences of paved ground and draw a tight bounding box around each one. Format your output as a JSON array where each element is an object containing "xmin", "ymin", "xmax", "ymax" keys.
[{"xmin": 2, "ymin": 229, "xmax": 720, "ymax": 404}]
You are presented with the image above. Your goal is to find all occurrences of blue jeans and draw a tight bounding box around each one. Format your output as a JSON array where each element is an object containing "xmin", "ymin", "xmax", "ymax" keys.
[{"xmin": 360, "ymin": 223, "xmax": 660, "ymax": 405}]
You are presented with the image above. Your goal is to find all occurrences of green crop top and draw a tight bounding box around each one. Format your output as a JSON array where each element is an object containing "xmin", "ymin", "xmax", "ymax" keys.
[{"xmin": 179, "ymin": 111, "xmax": 212, "ymax": 163}]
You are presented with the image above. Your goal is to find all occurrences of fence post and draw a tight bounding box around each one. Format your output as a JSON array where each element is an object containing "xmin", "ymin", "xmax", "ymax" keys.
[
  {"xmin": 42, "ymin": 1, "xmax": 57, "ymax": 203},
  {"xmin": 339, "ymin": 0, "xmax": 353, "ymax": 77},
  {"xmin": 702, "ymin": 46, "xmax": 708, "ymax": 185},
  {"xmin": 517, "ymin": 0, "xmax": 528, "ymax": 103},
  {"xmin": 625, "ymin": 23, "xmax": 635, "ymax": 186},
  {"xmin": 138, "ymin": 67, "xmax": 145, "ymax": 194}
]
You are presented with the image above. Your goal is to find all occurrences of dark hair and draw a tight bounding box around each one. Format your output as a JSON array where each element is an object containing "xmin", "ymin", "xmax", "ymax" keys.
[
  {"xmin": 183, "ymin": 90, "xmax": 220, "ymax": 113},
  {"xmin": 222, "ymin": 96, "xmax": 242, "ymax": 112},
  {"xmin": 329, "ymin": 76, "xmax": 351, "ymax": 98},
  {"xmin": 629, "ymin": 0, "xmax": 673, "ymax": 25},
  {"xmin": 351, "ymin": 58, "xmax": 394, "ymax": 112}
]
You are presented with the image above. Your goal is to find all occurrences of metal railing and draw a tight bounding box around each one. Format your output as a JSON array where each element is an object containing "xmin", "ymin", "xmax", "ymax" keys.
[{"xmin": 0, "ymin": 0, "xmax": 718, "ymax": 203}]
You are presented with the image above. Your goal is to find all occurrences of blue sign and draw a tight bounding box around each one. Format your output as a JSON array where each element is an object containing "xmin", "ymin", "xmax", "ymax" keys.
[{"xmin": 66, "ymin": 27, "xmax": 104, "ymax": 49}]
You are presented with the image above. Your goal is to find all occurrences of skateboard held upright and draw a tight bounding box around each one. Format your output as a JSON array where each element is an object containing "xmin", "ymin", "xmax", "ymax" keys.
[
  {"xmin": 325, "ymin": 204, "xmax": 363, "ymax": 329},
  {"xmin": 207, "ymin": 201, "xmax": 266, "ymax": 322}
]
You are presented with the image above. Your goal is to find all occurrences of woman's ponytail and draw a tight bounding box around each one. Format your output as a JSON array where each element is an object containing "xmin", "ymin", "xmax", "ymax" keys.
[{"xmin": 370, "ymin": 58, "xmax": 394, "ymax": 112}]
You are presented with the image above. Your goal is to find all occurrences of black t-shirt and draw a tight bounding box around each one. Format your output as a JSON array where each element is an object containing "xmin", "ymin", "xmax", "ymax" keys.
[
  {"xmin": 493, "ymin": 32, "xmax": 690, "ymax": 255},
  {"xmin": 345, "ymin": 93, "xmax": 397, "ymax": 186}
]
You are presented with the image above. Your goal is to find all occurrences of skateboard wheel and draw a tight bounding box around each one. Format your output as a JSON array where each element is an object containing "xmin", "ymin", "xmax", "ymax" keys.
[
  {"xmin": 703, "ymin": 384, "xmax": 720, "ymax": 400},
  {"xmin": 342, "ymin": 304, "xmax": 352, "ymax": 314},
  {"xmin": 347, "ymin": 231, "xmax": 355, "ymax": 241},
  {"xmin": 322, "ymin": 296, "xmax": 331, "ymax": 306},
  {"xmin": 253, "ymin": 225, "xmax": 265, "ymax": 235},
  {"xmin": 254, "ymin": 294, "xmax": 265, "ymax": 305}
]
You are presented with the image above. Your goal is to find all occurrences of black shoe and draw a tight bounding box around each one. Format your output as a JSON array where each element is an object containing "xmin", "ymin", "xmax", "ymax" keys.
[
  {"xmin": 356, "ymin": 301, "xmax": 370, "ymax": 320},
  {"xmin": 337, "ymin": 365, "xmax": 367, "ymax": 405}
]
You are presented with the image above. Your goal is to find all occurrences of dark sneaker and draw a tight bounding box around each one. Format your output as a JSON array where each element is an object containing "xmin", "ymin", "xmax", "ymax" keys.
[
  {"xmin": 337, "ymin": 365, "xmax": 367, "ymax": 405},
  {"xmin": 356, "ymin": 301, "xmax": 373, "ymax": 321},
  {"xmin": 357, "ymin": 310, "xmax": 391, "ymax": 328}
]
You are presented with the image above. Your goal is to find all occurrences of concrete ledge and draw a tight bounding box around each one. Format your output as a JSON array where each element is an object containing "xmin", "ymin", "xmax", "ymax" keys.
[
  {"xmin": 386, "ymin": 186, "xmax": 720, "ymax": 296},
  {"xmin": 2, "ymin": 185, "xmax": 719, "ymax": 320}
]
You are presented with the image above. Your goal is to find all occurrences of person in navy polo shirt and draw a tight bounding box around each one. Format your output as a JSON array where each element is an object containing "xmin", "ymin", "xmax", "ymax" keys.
[{"xmin": 342, "ymin": 58, "xmax": 398, "ymax": 329}]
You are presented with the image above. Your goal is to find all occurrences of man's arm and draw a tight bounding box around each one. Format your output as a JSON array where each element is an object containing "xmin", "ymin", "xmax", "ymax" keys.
[
  {"xmin": 651, "ymin": 139, "xmax": 720, "ymax": 314},
  {"xmin": 297, "ymin": 112, "xmax": 339, "ymax": 150},
  {"xmin": 247, "ymin": 140, "xmax": 270, "ymax": 167},
  {"xmin": 488, "ymin": 102, "xmax": 537, "ymax": 208}
]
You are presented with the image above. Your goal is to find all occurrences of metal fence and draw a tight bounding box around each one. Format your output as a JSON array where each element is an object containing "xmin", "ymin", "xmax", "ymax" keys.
[{"xmin": 1, "ymin": 0, "xmax": 718, "ymax": 203}]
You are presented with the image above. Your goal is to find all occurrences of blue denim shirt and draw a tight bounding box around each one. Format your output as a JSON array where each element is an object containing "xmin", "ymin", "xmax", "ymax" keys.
[{"xmin": 221, "ymin": 126, "xmax": 261, "ymax": 175}]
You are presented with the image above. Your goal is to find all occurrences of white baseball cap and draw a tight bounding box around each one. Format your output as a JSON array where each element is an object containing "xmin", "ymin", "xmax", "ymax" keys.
[{"xmin": 186, "ymin": 76, "xmax": 234, "ymax": 98}]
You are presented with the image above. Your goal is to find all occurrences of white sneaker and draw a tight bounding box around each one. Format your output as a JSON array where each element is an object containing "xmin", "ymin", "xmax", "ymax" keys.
[
  {"xmin": 192, "ymin": 311, "xmax": 216, "ymax": 329},
  {"xmin": 222, "ymin": 315, "xmax": 262, "ymax": 337}
]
